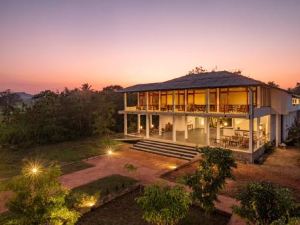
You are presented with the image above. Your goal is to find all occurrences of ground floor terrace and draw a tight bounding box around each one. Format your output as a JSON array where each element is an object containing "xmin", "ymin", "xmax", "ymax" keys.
[{"xmin": 124, "ymin": 113, "xmax": 273, "ymax": 160}]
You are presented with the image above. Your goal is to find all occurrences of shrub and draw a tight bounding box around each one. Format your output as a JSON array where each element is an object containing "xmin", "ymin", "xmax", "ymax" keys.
[
  {"xmin": 285, "ymin": 120, "xmax": 300, "ymax": 147},
  {"xmin": 136, "ymin": 184, "xmax": 191, "ymax": 225},
  {"xmin": 233, "ymin": 182, "xmax": 296, "ymax": 225},
  {"xmin": 2, "ymin": 161, "xmax": 81, "ymax": 225},
  {"xmin": 185, "ymin": 147, "xmax": 237, "ymax": 213}
]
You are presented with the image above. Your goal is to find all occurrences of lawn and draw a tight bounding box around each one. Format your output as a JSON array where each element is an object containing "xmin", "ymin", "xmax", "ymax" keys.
[
  {"xmin": 76, "ymin": 189, "xmax": 230, "ymax": 225},
  {"xmin": 72, "ymin": 174, "xmax": 137, "ymax": 196},
  {"xmin": 163, "ymin": 147, "xmax": 300, "ymax": 202},
  {"xmin": 0, "ymin": 137, "xmax": 120, "ymax": 179}
]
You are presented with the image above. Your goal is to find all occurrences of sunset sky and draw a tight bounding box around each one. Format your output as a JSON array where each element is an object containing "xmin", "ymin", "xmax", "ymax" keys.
[{"xmin": 1, "ymin": 0, "xmax": 300, "ymax": 94}]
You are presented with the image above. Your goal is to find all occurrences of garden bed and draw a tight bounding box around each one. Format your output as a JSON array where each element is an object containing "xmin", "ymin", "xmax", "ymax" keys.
[
  {"xmin": 163, "ymin": 147, "xmax": 300, "ymax": 202},
  {"xmin": 71, "ymin": 174, "xmax": 137, "ymax": 197},
  {"xmin": 76, "ymin": 188, "xmax": 230, "ymax": 225}
]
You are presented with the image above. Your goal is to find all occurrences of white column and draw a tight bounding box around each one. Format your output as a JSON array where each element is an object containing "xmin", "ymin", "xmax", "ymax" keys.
[
  {"xmin": 184, "ymin": 116, "xmax": 188, "ymax": 139},
  {"xmin": 146, "ymin": 114, "xmax": 150, "ymax": 138},
  {"xmin": 256, "ymin": 117, "xmax": 260, "ymax": 148},
  {"xmin": 124, "ymin": 93, "xmax": 127, "ymax": 110},
  {"xmin": 124, "ymin": 113, "xmax": 128, "ymax": 136},
  {"xmin": 249, "ymin": 117, "xmax": 254, "ymax": 157},
  {"xmin": 158, "ymin": 91, "xmax": 161, "ymax": 111},
  {"xmin": 216, "ymin": 118, "xmax": 221, "ymax": 143},
  {"xmin": 248, "ymin": 87, "xmax": 254, "ymax": 158},
  {"xmin": 205, "ymin": 117, "xmax": 210, "ymax": 145},
  {"xmin": 159, "ymin": 115, "xmax": 162, "ymax": 136},
  {"xmin": 149, "ymin": 114, "xmax": 153, "ymax": 128},
  {"xmin": 172, "ymin": 90, "xmax": 175, "ymax": 112},
  {"xmin": 172, "ymin": 115, "xmax": 176, "ymax": 142},
  {"xmin": 137, "ymin": 114, "xmax": 141, "ymax": 133},
  {"xmin": 275, "ymin": 114, "xmax": 281, "ymax": 147},
  {"xmin": 257, "ymin": 86, "xmax": 261, "ymax": 108},
  {"xmin": 248, "ymin": 88, "xmax": 253, "ymax": 115},
  {"xmin": 217, "ymin": 88, "xmax": 220, "ymax": 112},
  {"xmin": 184, "ymin": 90, "xmax": 187, "ymax": 112},
  {"xmin": 206, "ymin": 89, "xmax": 210, "ymax": 113},
  {"xmin": 146, "ymin": 92, "xmax": 149, "ymax": 111}
]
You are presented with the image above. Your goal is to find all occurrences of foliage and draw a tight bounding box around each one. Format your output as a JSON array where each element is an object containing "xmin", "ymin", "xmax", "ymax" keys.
[
  {"xmin": 124, "ymin": 163, "xmax": 138, "ymax": 173},
  {"xmin": 188, "ymin": 66, "xmax": 207, "ymax": 74},
  {"xmin": 1, "ymin": 161, "xmax": 81, "ymax": 225},
  {"xmin": 0, "ymin": 90, "xmax": 22, "ymax": 124},
  {"xmin": 267, "ymin": 81, "xmax": 280, "ymax": 88},
  {"xmin": 233, "ymin": 182, "xmax": 296, "ymax": 225},
  {"xmin": 285, "ymin": 120, "xmax": 300, "ymax": 147},
  {"xmin": 270, "ymin": 217, "xmax": 300, "ymax": 225},
  {"xmin": 290, "ymin": 82, "xmax": 300, "ymax": 95},
  {"xmin": 185, "ymin": 147, "xmax": 237, "ymax": 213},
  {"xmin": 136, "ymin": 184, "xmax": 191, "ymax": 225},
  {"xmin": 0, "ymin": 84, "xmax": 121, "ymax": 146}
]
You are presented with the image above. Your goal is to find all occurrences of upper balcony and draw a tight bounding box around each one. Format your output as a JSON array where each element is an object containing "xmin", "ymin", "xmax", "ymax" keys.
[{"xmin": 122, "ymin": 86, "xmax": 272, "ymax": 116}]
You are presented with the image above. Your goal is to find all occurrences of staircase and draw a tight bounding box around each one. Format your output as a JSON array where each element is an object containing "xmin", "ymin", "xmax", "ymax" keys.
[{"xmin": 131, "ymin": 139, "xmax": 198, "ymax": 160}]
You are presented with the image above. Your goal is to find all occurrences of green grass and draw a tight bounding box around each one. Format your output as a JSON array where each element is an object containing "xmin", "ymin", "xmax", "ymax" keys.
[
  {"xmin": 72, "ymin": 174, "xmax": 137, "ymax": 196},
  {"xmin": 0, "ymin": 137, "xmax": 121, "ymax": 179},
  {"xmin": 61, "ymin": 161, "xmax": 94, "ymax": 175},
  {"xmin": 77, "ymin": 189, "xmax": 230, "ymax": 225}
]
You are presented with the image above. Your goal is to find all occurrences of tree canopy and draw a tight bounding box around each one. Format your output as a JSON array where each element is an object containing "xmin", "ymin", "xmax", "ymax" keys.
[{"xmin": 0, "ymin": 84, "xmax": 124, "ymax": 146}]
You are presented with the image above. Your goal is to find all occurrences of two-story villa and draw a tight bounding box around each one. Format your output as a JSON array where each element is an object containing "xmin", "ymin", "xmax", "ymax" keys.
[{"xmin": 119, "ymin": 71, "xmax": 300, "ymax": 162}]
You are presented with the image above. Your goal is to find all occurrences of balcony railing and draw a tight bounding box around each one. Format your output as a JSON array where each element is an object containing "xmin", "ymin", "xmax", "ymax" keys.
[
  {"xmin": 129, "ymin": 104, "xmax": 250, "ymax": 113},
  {"xmin": 219, "ymin": 104, "xmax": 249, "ymax": 113}
]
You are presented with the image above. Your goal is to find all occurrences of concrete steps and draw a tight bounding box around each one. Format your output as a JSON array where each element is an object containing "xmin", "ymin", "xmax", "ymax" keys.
[{"xmin": 131, "ymin": 139, "xmax": 198, "ymax": 160}]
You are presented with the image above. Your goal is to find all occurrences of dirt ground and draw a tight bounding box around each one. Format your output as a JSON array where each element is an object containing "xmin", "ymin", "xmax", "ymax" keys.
[{"xmin": 164, "ymin": 147, "xmax": 300, "ymax": 201}]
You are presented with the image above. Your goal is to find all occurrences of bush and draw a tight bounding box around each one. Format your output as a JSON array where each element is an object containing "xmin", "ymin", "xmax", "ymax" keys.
[
  {"xmin": 185, "ymin": 147, "xmax": 237, "ymax": 213},
  {"xmin": 136, "ymin": 184, "xmax": 191, "ymax": 225},
  {"xmin": 233, "ymin": 182, "xmax": 296, "ymax": 225},
  {"xmin": 285, "ymin": 120, "xmax": 300, "ymax": 147},
  {"xmin": 1, "ymin": 161, "xmax": 81, "ymax": 225}
]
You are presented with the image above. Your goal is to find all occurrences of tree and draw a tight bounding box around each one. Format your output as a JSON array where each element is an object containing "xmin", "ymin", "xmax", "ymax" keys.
[
  {"xmin": 185, "ymin": 147, "xmax": 237, "ymax": 213},
  {"xmin": 188, "ymin": 66, "xmax": 207, "ymax": 74},
  {"xmin": 0, "ymin": 90, "xmax": 22, "ymax": 124},
  {"xmin": 233, "ymin": 182, "xmax": 296, "ymax": 225},
  {"xmin": 136, "ymin": 184, "xmax": 191, "ymax": 225},
  {"xmin": 2, "ymin": 161, "xmax": 80, "ymax": 225},
  {"xmin": 290, "ymin": 82, "xmax": 300, "ymax": 95},
  {"xmin": 267, "ymin": 81, "xmax": 280, "ymax": 88}
]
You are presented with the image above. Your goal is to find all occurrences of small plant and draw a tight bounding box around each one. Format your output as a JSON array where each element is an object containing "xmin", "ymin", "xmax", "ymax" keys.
[
  {"xmin": 185, "ymin": 147, "xmax": 237, "ymax": 213},
  {"xmin": 233, "ymin": 182, "xmax": 296, "ymax": 225},
  {"xmin": 68, "ymin": 191, "xmax": 100, "ymax": 213},
  {"xmin": 136, "ymin": 184, "xmax": 191, "ymax": 225},
  {"xmin": 124, "ymin": 163, "xmax": 138, "ymax": 173}
]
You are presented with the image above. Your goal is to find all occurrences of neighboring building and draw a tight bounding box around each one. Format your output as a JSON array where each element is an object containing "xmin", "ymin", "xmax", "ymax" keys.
[{"xmin": 119, "ymin": 71, "xmax": 300, "ymax": 162}]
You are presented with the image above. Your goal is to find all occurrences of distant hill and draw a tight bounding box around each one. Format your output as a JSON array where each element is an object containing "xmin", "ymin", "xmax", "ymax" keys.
[{"xmin": 15, "ymin": 92, "xmax": 33, "ymax": 104}]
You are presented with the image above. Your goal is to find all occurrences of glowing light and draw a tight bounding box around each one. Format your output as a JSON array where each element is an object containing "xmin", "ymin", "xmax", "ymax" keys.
[
  {"xmin": 169, "ymin": 165, "xmax": 177, "ymax": 170},
  {"xmin": 151, "ymin": 124, "xmax": 154, "ymax": 128},
  {"xmin": 224, "ymin": 122, "xmax": 228, "ymax": 126},
  {"xmin": 86, "ymin": 200, "xmax": 96, "ymax": 207},
  {"xmin": 140, "ymin": 125, "xmax": 143, "ymax": 129},
  {"xmin": 24, "ymin": 161, "xmax": 42, "ymax": 177},
  {"xmin": 80, "ymin": 195, "xmax": 97, "ymax": 208},
  {"xmin": 259, "ymin": 124, "xmax": 263, "ymax": 130},
  {"xmin": 107, "ymin": 149, "xmax": 113, "ymax": 155},
  {"xmin": 31, "ymin": 167, "xmax": 39, "ymax": 174}
]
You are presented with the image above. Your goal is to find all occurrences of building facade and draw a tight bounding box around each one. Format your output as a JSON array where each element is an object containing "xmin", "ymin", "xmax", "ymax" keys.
[{"xmin": 119, "ymin": 71, "xmax": 300, "ymax": 162}]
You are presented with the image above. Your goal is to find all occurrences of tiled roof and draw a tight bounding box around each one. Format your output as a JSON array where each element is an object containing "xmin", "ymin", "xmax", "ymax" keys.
[{"xmin": 119, "ymin": 71, "xmax": 266, "ymax": 92}]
